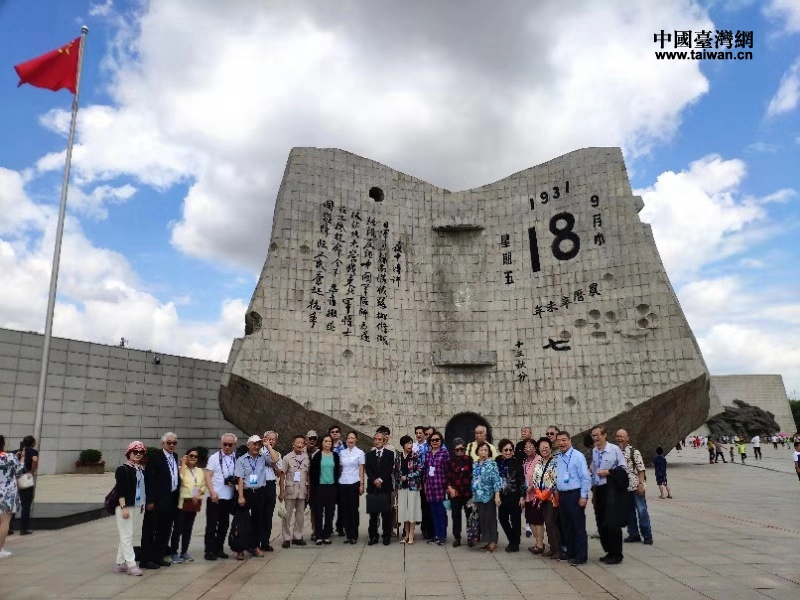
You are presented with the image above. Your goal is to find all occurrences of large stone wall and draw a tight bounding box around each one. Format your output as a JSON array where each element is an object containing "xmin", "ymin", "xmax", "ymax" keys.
[
  {"xmin": 0, "ymin": 328, "xmax": 243, "ymax": 474},
  {"xmin": 221, "ymin": 146, "xmax": 712, "ymax": 459},
  {"xmin": 710, "ymin": 375, "xmax": 794, "ymax": 432}
]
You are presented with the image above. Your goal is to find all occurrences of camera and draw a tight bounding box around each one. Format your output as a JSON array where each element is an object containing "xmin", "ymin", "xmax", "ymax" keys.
[{"xmin": 224, "ymin": 476, "xmax": 238, "ymax": 487}]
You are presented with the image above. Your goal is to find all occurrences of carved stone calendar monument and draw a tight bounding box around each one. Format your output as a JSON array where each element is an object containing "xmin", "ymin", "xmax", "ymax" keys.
[{"xmin": 220, "ymin": 147, "xmax": 711, "ymax": 457}]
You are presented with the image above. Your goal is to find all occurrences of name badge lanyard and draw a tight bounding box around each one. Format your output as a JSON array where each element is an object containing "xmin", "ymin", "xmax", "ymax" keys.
[
  {"xmin": 247, "ymin": 456, "xmax": 259, "ymax": 486},
  {"xmin": 189, "ymin": 467, "xmax": 199, "ymax": 496},
  {"xmin": 562, "ymin": 449, "xmax": 573, "ymax": 483},
  {"xmin": 219, "ymin": 453, "xmax": 234, "ymax": 479},
  {"xmin": 135, "ymin": 468, "xmax": 144, "ymax": 503},
  {"xmin": 167, "ymin": 454, "xmax": 177, "ymax": 488}
]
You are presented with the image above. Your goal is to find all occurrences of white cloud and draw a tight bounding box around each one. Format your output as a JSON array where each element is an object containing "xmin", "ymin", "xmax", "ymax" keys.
[
  {"xmin": 676, "ymin": 276, "xmax": 800, "ymax": 394},
  {"xmin": 70, "ymin": 0, "xmax": 712, "ymax": 270},
  {"xmin": 68, "ymin": 183, "xmax": 137, "ymax": 220},
  {"xmin": 88, "ymin": 0, "xmax": 114, "ymax": 18},
  {"xmin": 0, "ymin": 167, "xmax": 244, "ymax": 361},
  {"xmin": 766, "ymin": 58, "xmax": 800, "ymax": 118},
  {"xmin": 637, "ymin": 154, "xmax": 769, "ymax": 281},
  {"xmin": 764, "ymin": 0, "xmax": 800, "ymax": 35}
]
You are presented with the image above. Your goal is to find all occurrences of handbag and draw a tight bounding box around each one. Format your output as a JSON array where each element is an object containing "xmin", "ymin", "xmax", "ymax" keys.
[
  {"xmin": 276, "ymin": 499, "xmax": 287, "ymax": 519},
  {"xmin": 443, "ymin": 498, "xmax": 451, "ymax": 512},
  {"xmin": 17, "ymin": 472, "xmax": 35, "ymax": 490},
  {"xmin": 182, "ymin": 498, "xmax": 202, "ymax": 512}
]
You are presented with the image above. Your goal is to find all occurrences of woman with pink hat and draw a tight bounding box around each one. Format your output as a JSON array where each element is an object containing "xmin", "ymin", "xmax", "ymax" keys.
[{"xmin": 113, "ymin": 441, "xmax": 147, "ymax": 576}]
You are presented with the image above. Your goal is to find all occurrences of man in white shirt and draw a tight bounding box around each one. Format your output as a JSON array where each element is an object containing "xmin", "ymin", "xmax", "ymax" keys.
[
  {"xmin": 751, "ymin": 435, "xmax": 761, "ymax": 460},
  {"xmin": 590, "ymin": 426, "xmax": 626, "ymax": 565},
  {"xmin": 204, "ymin": 433, "xmax": 238, "ymax": 561}
]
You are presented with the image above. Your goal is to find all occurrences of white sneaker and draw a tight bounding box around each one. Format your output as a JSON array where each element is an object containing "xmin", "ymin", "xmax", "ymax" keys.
[{"xmin": 0, "ymin": 549, "xmax": 12, "ymax": 559}]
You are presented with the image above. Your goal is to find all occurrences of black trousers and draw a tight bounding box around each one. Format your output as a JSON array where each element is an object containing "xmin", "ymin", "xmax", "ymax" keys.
[
  {"xmin": 19, "ymin": 487, "xmax": 34, "ymax": 531},
  {"xmin": 368, "ymin": 509, "xmax": 393, "ymax": 542},
  {"xmin": 313, "ymin": 484, "xmax": 337, "ymax": 541},
  {"xmin": 141, "ymin": 501, "xmax": 178, "ymax": 563},
  {"xmin": 715, "ymin": 451, "xmax": 727, "ymax": 463},
  {"xmin": 339, "ymin": 482, "xmax": 361, "ymax": 541},
  {"xmin": 559, "ymin": 489, "xmax": 587, "ymax": 562},
  {"xmin": 498, "ymin": 495, "xmax": 522, "ymax": 547},
  {"xmin": 204, "ymin": 497, "xmax": 233, "ymax": 554},
  {"xmin": 242, "ymin": 487, "xmax": 266, "ymax": 552},
  {"xmin": 170, "ymin": 508, "xmax": 197, "ymax": 554},
  {"xmin": 420, "ymin": 488, "xmax": 432, "ymax": 537},
  {"xmin": 449, "ymin": 496, "xmax": 472, "ymax": 540},
  {"xmin": 754, "ymin": 447, "xmax": 762, "ymax": 459},
  {"xmin": 593, "ymin": 485, "xmax": 622, "ymax": 559}
]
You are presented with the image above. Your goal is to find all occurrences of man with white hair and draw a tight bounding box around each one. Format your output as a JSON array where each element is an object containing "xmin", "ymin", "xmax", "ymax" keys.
[
  {"xmin": 466, "ymin": 425, "xmax": 497, "ymax": 460},
  {"xmin": 141, "ymin": 432, "xmax": 180, "ymax": 569},
  {"xmin": 203, "ymin": 433, "xmax": 238, "ymax": 561}
]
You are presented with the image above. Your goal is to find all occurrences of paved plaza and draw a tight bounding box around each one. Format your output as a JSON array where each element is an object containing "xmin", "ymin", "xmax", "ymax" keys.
[{"xmin": 1, "ymin": 445, "xmax": 798, "ymax": 600}]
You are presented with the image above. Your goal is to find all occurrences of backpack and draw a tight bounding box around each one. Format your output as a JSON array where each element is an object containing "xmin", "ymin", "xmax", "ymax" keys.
[
  {"xmin": 228, "ymin": 508, "xmax": 253, "ymax": 552},
  {"xmin": 104, "ymin": 484, "xmax": 119, "ymax": 515}
]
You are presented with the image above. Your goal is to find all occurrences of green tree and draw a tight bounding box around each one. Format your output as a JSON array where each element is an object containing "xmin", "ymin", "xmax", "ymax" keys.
[{"xmin": 790, "ymin": 399, "xmax": 800, "ymax": 431}]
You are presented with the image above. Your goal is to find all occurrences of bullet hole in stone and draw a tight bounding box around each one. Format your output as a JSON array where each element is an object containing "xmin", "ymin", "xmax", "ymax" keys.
[
  {"xmin": 589, "ymin": 309, "xmax": 601, "ymax": 320},
  {"xmin": 591, "ymin": 331, "xmax": 607, "ymax": 340},
  {"xmin": 244, "ymin": 311, "xmax": 262, "ymax": 335},
  {"xmin": 559, "ymin": 331, "xmax": 571, "ymax": 340},
  {"xmin": 624, "ymin": 401, "xmax": 634, "ymax": 411},
  {"xmin": 574, "ymin": 319, "xmax": 587, "ymax": 328},
  {"xmin": 343, "ymin": 349, "xmax": 353, "ymax": 359},
  {"xmin": 605, "ymin": 311, "xmax": 617, "ymax": 322},
  {"xmin": 637, "ymin": 319, "xmax": 649, "ymax": 329},
  {"xmin": 299, "ymin": 244, "xmax": 311, "ymax": 254},
  {"xmin": 421, "ymin": 368, "xmax": 430, "ymax": 376},
  {"xmin": 593, "ymin": 323, "xmax": 601, "ymax": 330},
  {"xmin": 646, "ymin": 312, "xmax": 659, "ymax": 324},
  {"xmin": 369, "ymin": 187, "xmax": 384, "ymax": 202},
  {"xmin": 269, "ymin": 242, "xmax": 278, "ymax": 251},
  {"xmin": 565, "ymin": 396, "xmax": 577, "ymax": 407},
  {"xmin": 636, "ymin": 303, "xmax": 650, "ymax": 315},
  {"xmin": 602, "ymin": 273, "xmax": 614, "ymax": 281}
]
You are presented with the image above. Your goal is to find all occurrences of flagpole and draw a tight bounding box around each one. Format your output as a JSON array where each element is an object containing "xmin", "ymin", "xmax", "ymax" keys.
[{"xmin": 32, "ymin": 25, "xmax": 89, "ymax": 465}]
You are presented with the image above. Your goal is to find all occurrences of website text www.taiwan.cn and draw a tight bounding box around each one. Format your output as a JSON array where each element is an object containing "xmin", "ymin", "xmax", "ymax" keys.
[{"xmin": 654, "ymin": 29, "xmax": 753, "ymax": 61}]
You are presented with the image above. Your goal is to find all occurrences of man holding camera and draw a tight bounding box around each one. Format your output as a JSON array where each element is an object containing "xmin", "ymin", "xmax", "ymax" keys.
[{"xmin": 203, "ymin": 433, "xmax": 239, "ymax": 561}]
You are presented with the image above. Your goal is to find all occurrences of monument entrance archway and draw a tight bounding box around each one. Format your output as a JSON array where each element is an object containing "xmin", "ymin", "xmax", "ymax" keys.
[{"xmin": 445, "ymin": 412, "xmax": 492, "ymax": 449}]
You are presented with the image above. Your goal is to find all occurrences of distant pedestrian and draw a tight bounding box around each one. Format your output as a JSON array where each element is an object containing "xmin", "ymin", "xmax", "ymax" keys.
[
  {"xmin": 737, "ymin": 441, "xmax": 746, "ymax": 464},
  {"xmin": 714, "ymin": 440, "xmax": 727, "ymax": 463},
  {"xmin": 707, "ymin": 439, "xmax": 715, "ymax": 464},
  {"xmin": 11, "ymin": 436, "xmax": 38, "ymax": 536},
  {"xmin": 751, "ymin": 435, "xmax": 762, "ymax": 459},
  {"xmin": 793, "ymin": 441, "xmax": 800, "ymax": 482},
  {"xmin": 653, "ymin": 447, "xmax": 672, "ymax": 499}
]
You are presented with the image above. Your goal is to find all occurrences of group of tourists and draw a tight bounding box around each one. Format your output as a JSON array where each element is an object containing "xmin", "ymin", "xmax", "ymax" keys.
[{"xmin": 105, "ymin": 422, "xmax": 673, "ymax": 575}]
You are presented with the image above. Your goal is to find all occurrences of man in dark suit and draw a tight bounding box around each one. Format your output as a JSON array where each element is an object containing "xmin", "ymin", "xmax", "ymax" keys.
[
  {"xmin": 365, "ymin": 431, "xmax": 395, "ymax": 546},
  {"xmin": 141, "ymin": 432, "xmax": 181, "ymax": 569}
]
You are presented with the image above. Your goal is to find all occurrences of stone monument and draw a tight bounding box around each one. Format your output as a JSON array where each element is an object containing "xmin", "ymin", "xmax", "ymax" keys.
[{"xmin": 220, "ymin": 147, "xmax": 711, "ymax": 458}]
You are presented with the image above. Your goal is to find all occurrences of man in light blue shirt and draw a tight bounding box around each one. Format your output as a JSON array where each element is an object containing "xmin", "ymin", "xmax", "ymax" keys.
[
  {"xmin": 556, "ymin": 431, "xmax": 590, "ymax": 565},
  {"xmin": 590, "ymin": 426, "xmax": 625, "ymax": 564}
]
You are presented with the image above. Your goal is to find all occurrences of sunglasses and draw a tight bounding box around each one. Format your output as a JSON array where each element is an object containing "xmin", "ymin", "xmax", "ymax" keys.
[
  {"xmin": 330, "ymin": 430, "xmax": 340, "ymax": 434},
  {"xmin": 430, "ymin": 438, "xmax": 442, "ymax": 443},
  {"xmin": 166, "ymin": 441, "xmax": 177, "ymax": 445},
  {"xmin": 502, "ymin": 448, "xmax": 514, "ymax": 453},
  {"xmin": 222, "ymin": 443, "xmax": 234, "ymax": 447},
  {"xmin": 130, "ymin": 450, "xmax": 144, "ymax": 455},
  {"xmin": 187, "ymin": 454, "xmax": 198, "ymax": 459}
]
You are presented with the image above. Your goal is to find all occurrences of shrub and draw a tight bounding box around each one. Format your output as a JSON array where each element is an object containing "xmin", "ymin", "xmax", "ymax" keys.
[{"xmin": 77, "ymin": 449, "xmax": 103, "ymax": 465}]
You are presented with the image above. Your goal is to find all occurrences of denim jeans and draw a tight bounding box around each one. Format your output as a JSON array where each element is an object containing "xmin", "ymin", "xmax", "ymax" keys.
[{"xmin": 627, "ymin": 491, "xmax": 652, "ymax": 541}]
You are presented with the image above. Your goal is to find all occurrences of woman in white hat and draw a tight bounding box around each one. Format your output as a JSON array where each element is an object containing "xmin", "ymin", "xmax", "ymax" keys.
[{"xmin": 113, "ymin": 441, "xmax": 147, "ymax": 576}]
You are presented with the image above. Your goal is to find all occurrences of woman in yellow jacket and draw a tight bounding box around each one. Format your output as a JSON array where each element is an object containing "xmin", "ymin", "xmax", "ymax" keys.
[{"xmin": 170, "ymin": 448, "xmax": 208, "ymax": 562}]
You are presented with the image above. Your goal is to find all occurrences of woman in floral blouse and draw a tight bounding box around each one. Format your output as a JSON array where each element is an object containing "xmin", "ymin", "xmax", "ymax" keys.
[
  {"xmin": 394, "ymin": 435, "xmax": 423, "ymax": 543},
  {"xmin": 422, "ymin": 431, "xmax": 450, "ymax": 546},
  {"xmin": 0, "ymin": 435, "xmax": 24, "ymax": 559},
  {"xmin": 532, "ymin": 437, "xmax": 562, "ymax": 560},
  {"xmin": 471, "ymin": 441, "xmax": 502, "ymax": 552}
]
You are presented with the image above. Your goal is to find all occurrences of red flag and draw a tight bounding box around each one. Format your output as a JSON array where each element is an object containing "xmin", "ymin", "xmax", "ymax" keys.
[{"xmin": 14, "ymin": 37, "xmax": 81, "ymax": 94}]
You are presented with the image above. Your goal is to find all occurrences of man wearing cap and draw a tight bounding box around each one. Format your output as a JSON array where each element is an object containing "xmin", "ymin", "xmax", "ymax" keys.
[
  {"xmin": 281, "ymin": 434, "xmax": 311, "ymax": 548},
  {"xmin": 234, "ymin": 435, "xmax": 273, "ymax": 559}
]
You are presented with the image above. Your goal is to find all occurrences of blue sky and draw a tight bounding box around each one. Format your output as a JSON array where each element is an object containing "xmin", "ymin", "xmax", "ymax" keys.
[{"xmin": 1, "ymin": 0, "xmax": 799, "ymax": 394}]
